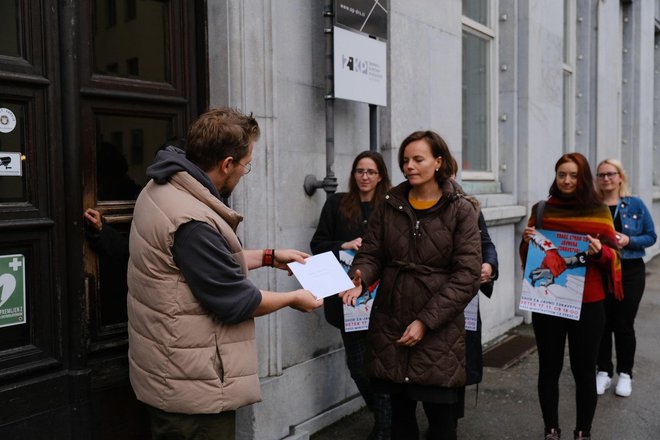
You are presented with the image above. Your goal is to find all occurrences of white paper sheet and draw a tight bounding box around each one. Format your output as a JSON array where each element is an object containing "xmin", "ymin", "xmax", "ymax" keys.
[{"xmin": 287, "ymin": 251, "xmax": 356, "ymax": 299}]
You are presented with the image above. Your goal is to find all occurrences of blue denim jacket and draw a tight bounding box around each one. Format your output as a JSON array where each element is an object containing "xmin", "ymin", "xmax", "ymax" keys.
[{"xmin": 617, "ymin": 196, "xmax": 657, "ymax": 259}]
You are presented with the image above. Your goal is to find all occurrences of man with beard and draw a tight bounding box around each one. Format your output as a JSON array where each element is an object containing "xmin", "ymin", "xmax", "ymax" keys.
[{"xmin": 127, "ymin": 107, "xmax": 321, "ymax": 439}]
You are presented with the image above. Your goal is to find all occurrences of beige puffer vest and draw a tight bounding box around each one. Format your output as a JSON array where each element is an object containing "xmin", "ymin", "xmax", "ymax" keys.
[{"xmin": 127, "ymin": 171, "xmax": 261, "ymax": 414}]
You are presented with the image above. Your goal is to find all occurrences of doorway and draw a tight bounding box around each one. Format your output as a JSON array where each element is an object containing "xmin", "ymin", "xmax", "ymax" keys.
[{"xmin": 0, "ymin": 1, "xmax": 207, "ymax": 437}]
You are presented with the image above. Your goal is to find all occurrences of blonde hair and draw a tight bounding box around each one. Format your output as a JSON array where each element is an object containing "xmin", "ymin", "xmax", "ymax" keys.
[{"xmin": 595, "ymin": 158, "xmax": 631, "ymax": 197}]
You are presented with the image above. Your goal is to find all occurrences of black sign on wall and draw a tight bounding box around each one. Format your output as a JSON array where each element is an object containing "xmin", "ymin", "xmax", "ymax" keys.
[{"xmin": 335, "ymin": 0, "xmax": 388, "ymax": 41}]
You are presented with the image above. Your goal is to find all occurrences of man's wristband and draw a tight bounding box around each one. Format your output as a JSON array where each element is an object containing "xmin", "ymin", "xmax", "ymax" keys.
[{"xmin": 262, "ymin": 248, "xmax": 275, "ymax": 267}]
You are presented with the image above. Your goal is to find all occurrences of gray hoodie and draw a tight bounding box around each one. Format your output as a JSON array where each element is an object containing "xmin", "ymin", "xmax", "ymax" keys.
[{"xmin": 147, "ymin": 147, "xmax": 261, "ymax": 323}]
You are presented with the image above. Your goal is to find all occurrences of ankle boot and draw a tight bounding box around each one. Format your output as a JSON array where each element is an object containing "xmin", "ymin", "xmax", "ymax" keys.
[
  {"xmin": 573, "ymin": 430, "xmax": 591, "ymax": 439},
  {"xmin": 544, "ymin": 427, "xmax": 561, "ymax": 439}
]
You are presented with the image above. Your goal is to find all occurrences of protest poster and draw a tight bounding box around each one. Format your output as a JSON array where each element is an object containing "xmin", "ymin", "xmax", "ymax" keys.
[
  {"xmin": 520, "ymin": 229, "xmax": 590, "ymax": 320},
  {"xmin": 464, "ymin": 294, "xmax": 478, "ymax": 331},
  {"xmin": 338, "ymin": 250, "xmax": 378, "ymax": 332}
]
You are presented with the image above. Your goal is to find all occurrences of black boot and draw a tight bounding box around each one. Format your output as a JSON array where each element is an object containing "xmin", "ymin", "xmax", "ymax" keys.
[{"xmin": 544, "ymin": 427, "xmax": 561, "ymax": 439}]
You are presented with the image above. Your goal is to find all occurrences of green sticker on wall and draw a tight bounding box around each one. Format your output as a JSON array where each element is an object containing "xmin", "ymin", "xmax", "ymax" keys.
[{"xmin": 0, "ymin": 254, "xmax": 26, "ymax": 328}]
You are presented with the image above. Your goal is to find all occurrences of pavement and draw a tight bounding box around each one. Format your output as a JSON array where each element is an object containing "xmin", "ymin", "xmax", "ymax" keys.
[{"xmin": 311, "ymin": 256, "xmax": 660, "ymax": 440}]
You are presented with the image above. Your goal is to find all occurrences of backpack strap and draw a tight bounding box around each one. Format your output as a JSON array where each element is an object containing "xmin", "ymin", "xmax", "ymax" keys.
[{"xmin": 535, "ymin": 200, "xmax": 546, "ymax": 229}]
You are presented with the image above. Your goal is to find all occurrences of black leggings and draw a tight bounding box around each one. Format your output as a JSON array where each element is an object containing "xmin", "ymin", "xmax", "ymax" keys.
[
  {"xmin": 597, "ymin": 258, "xmax": 646, "ymax": 377},
  {"xmin": 532, "ymin": 301, "xmax": 605, "ymax": 432},
  {"xmin": 390, "ymin": 394, "xmax": 458, "ymax": 440}
]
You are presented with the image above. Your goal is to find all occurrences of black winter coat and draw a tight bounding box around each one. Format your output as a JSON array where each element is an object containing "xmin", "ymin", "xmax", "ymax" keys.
[
  {"xmin": 310, "ymin": 193, "xmax": 372, "ymax": 329},
  {"xmin": 351, "ymin": 180, "xmax": 482, "ymax": 388},
  {"xmin": 465, "ymin": 211, "xmax": 499, "ymax": 385}
]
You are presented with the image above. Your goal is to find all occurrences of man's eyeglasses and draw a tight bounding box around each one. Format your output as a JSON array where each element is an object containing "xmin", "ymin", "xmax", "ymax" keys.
[
  {"xmin": 234, "ymin": 159, "xmax": 252, "ymax": 175},
  {"xmin": 596, "ymin": 171, "xmax": 618, "ymax": 180},
  {"xmin": 354, "ymin": 168, "xmax": 379, "ymax": 177}
]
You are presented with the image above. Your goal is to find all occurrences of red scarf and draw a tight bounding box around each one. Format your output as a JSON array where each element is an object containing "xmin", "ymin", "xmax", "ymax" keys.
[{"xmin": 523, "ymin": 196, "xmax": 623, "ymax": 300}]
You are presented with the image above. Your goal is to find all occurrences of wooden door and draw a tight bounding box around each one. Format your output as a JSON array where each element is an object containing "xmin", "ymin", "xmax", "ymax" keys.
[
  {"xmin": 79, "ymin": 1, "xmax": 206, "ymax": 438},
  {"xmin": 0, "ymin": 1, "xmax": 207, "ymax": 437}
]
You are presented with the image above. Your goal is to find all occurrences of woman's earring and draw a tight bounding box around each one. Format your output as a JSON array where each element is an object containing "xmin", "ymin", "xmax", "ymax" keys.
[{"xmin": 435, "ymin": 168, "xmax": 439, "ymax": 172}]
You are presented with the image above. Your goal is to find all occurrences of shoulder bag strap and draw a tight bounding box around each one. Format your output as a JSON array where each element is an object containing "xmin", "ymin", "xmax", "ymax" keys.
[{"xmin": 535, "ymin": 200, "xmax": 546, "ymax": 229}]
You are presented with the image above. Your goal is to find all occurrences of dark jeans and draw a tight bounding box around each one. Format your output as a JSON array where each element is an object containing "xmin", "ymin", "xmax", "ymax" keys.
[
  {"xmin": 146, "ymin": 405, "xmax": 235, "ymax": 440},
  {"xmin": 342, "ymin": 329, "xmax": 391, "ymax": 435},
  {"xmin": 532, "ymin": 301, "xmax": 605, "ymax": 433},
  {"xmin": 597, "ymin": 258, "xmax": 646, "ymax": 377},
  {"xmin": 390, "ymin": 394, "xmax": 458, "ymax": 440}
]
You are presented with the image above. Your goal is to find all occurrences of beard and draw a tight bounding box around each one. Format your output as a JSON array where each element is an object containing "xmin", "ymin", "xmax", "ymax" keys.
[
  {"xmin": 217, "ymin": 172, "xmax": 242, "ymax": 204},
  {"xmin": 218, "ymin": 182, "xmax": 235, "ymax": 204}
]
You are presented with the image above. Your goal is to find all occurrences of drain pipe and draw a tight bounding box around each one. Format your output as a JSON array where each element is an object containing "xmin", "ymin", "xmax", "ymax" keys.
[
  {"xmin": 304, "ymin": 0, "xmax": 338, "ymax": 197},
  {"xmin": 369, "ymin": 104, "xmax": 378, "ymax": 151}
]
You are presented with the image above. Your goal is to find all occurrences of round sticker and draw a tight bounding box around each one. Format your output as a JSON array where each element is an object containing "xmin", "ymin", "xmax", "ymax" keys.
[{"xmin": 0, "ymin": 108, "xmax": 17, "ymax": 134}]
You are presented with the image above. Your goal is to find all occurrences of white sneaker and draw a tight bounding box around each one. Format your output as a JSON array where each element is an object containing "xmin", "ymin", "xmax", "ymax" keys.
[
  {"xmin": 596, "ymin": 371, "xmax": 611, "ymax": 395},
  {"xmin": 616, "ymin": 373, "xmax": 632, "ymax": 397}
]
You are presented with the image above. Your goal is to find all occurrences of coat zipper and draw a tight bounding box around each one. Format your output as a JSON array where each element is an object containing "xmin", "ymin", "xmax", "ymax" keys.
[{"xmin": 387, "ymin": 192, "xmax": 452, "ymax": 384}]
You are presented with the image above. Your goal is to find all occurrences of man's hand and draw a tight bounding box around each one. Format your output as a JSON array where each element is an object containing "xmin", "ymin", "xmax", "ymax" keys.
[
  {"xmin": 273, "ymin": 249, "xmax": 309, "ymax": 273},
  {"xmin": 291, "ymin": 289, "xmax": 323, "ymax": 312},
  {"xmin": 83, "ymin": 208, "xmax": 103, "ymax": 232},
  {"xmin": 338, "ymin": 269, "xmax": 363, "ymax": 306},
  {"xmin": 255, "ymin": 289, "xmax": 321, "ymax": 316},
  {"xmin": 397, "ymin": 319, "xmax": 427, "ymax": 347}
]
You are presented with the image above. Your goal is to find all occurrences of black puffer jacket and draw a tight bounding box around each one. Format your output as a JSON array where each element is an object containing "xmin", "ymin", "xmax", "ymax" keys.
[{"xmin": 350, "ymin": 179, "xmax": 482, "ymax": 388}]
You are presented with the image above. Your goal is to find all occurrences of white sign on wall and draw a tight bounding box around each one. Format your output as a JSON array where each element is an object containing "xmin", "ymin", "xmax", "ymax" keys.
[
  {"xmin": 333, "ymin": 26, "xmax": 387, "ymax": 106},
  {"xmin": 0, "ymin": 108, "xmax": 17, "ymax": 133},
  {"xmin": 0, "ymin": 152, "xmax": 22, "ymax": 177}
]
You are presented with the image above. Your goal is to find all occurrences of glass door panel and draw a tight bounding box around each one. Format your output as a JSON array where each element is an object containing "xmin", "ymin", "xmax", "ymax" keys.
[
  {"xmin": 92, "ymin": 0, "xmax": 169, "ymax": 82},
  {"xmin": 0, "ymin": 0, "xmax": 21, "ymax": 57},
  {"xmin": 95, "ymin": 114, "xmax": 172, "ymax": 201}
]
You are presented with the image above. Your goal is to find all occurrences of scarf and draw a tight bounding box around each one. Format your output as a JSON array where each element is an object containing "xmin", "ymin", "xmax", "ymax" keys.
[{"xmin": 522, "ymin": 196, "xmax": 623, "ymax": 300}]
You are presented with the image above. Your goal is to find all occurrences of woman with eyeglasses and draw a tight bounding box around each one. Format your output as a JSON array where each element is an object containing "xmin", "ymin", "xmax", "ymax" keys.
[
  {"xmin": 340, "ymin": 131, "xmax": 482, "ymax": 439},
  {"xmin": 594, "ymin": 159, "xmax": 657, "ymax": 398},
  {"xmin": 310, "ymin": 150, "xmax": 392, "ymax": 440},
  {"xmin": 520, "ymin": 153, "xmax": 622, "ymax": 440}
]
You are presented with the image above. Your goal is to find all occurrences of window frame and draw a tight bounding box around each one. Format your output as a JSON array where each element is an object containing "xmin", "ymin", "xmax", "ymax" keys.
[
  {"xmin": 80, "ymin": 0, "xmax": 189, "ymax": 97},
  {"xmin": 653, "ymin": 22, "xmax": 660, "ymax": 187},
  {"xmin": 461, "ymin": 6, "xmax": 499, "ymax": 182},
  {"xmin": 562, "ymin": 0, "xmax": 576, "ymax": 153}
]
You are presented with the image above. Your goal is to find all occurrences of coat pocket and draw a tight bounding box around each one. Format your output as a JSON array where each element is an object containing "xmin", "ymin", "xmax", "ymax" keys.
[{"xmin": 213, "ymin": 334, "xmax": 225, "ymax": 383}]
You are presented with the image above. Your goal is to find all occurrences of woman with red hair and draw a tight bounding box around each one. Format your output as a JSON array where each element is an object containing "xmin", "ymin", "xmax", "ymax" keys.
[{"xmin": 520, "ymin": 153, "xmax": 622, "ymax": 440}]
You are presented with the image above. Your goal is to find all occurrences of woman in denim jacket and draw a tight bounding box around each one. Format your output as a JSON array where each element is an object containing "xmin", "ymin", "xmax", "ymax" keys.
[{"xmin": 594, "ymin": 159, "xmax": 657, "ymax": 398}]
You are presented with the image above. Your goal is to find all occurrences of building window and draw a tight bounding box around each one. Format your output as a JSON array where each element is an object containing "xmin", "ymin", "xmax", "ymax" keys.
[
  {"xmin": 563, "ymin": 0, "xmax": 576, "ymax": 152},
  {"xmin": 462, "ymin": 0, "xmax": 496, "ymax": 179}
]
